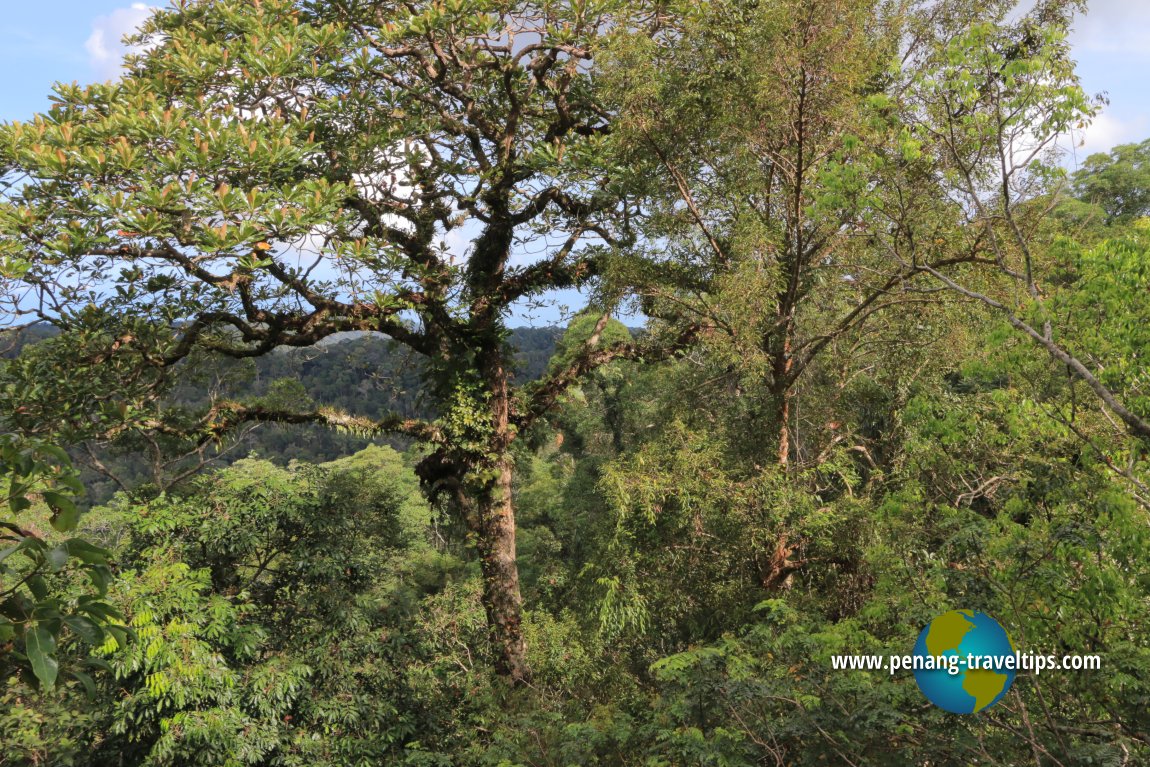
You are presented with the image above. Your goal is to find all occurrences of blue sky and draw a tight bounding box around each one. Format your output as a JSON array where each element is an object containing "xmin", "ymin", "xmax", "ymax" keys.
[
  {"xmin": 1, "ymin": 1, "xmax": 1147, "ymax": 163},
  {"xmin": 1059, "ymin": 0, "xmax": 1150, "ymax": 163},
  {"xmin": 0, "ymin": 3, "xmax": 153, "ymax": 119}
]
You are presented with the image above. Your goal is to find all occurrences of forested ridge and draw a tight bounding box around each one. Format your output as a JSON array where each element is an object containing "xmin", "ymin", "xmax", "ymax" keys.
[
  {"xmin": 2, "ymin": 0, "xmax": 1150, "ymax": 764},
  {"xmin": 3, "ymin": 327, "xmax": 566, "ymax": 502}
]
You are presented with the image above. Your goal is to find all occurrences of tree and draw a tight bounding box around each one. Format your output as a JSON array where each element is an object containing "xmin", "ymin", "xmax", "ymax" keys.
[
  {"xmin": 1072, "ymin": 138, "xmax": 1150, "ymax": 225},
  {"xmin": 0, "ymin": 0, "xmax": 670, "ymax": 682},
  {"xmin": 600, "ymin": 0, "xmax": 1016, "ymax": 472},
  {"xmin": 876, "ymin": 0, "xmax": 1150, "ymax": 447},
  {"xmin": 2, "ymin": 447, "xmax": 492, "ymax": 766}
]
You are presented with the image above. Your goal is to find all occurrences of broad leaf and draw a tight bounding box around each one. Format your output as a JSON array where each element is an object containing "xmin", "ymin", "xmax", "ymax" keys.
[{"xmin": 26, "ymin": 625, "xmax": 59, "ymax": 689}]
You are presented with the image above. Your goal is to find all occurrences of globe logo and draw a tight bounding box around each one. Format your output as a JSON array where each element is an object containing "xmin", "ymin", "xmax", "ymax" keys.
[{"xmin": 913, "ymin": 610, "xmax": 1017, "ymax": 714}]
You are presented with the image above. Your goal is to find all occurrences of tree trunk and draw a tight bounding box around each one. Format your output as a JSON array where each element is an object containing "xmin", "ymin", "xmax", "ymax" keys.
[
  {"xmin": 473, "ymin": 455, "xmax": 529, "ymax": 683},
  {"xmin": 775, "ymin": 387, "xmax": 792, "ymax": 468},
  {"xmin": 419, "ymin": 347, "xmax": 530, "ymax": 682},
  {"xmin": 476, "ymin": 353, "xmax": 529, "ymax": 682},
  {"xmin": 771, "ymin": 334, "xmax": 795, "ymax": 468}
]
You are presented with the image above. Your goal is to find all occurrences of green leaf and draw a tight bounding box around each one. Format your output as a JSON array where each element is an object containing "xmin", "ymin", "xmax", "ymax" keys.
[
  {"xmin": 44, "ymin": 491, "xmax": 80, "ymax": 532},
  {"xmin": 88, "ymin": 566, "xmax": 112, "ymax": 597},
  {"xmin": 106, "ymin": 624, "xmax": 130, "ymax": 651},
  {"xmin": 64, "ymin": 538, "xmax": 110, "ymax": 565},
  {"xmin": 70, "ymin": 669, "xmax": 97, "ymax": 699},
  {"xmin": 63, "ymin": 614, "xmax": 104, "ymax": 644},
  {"xmin": 0, "ymin": 543, "xmax": 21, "ymax": 565},
  {"xmin": 46, "ymin": 544, "xmax": 70, "ymax": 572},
  {"xmin": 77, "ymin": 598, "xmax": 121, "ymax": 622},
  {"xmin": 26, "ymin": 574, "xmax": 49, "ymax": 600},
  {"xmin": 83, "ymin": 657, "xmax": 112, "ymax": 674},
  {"xmin": 37, "ymin": 444, "xmax": 71, "ymax": 464},
  {"xmin": 26, "ymin": 626, "xmax": 59, "ymax": 689}
]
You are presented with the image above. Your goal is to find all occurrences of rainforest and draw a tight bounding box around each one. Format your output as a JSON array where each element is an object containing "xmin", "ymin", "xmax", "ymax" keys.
[{"xmin": 2, "ymin": 1, "xmax": 1150, "ymax": 764}]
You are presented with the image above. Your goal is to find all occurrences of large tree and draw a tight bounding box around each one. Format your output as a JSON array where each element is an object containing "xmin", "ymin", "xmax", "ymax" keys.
[
  {"xmin": 601, "ymin": 0, "xmax": 988, "ymax": 471},
  {"xmin": 0, "ymin": 0, "xmax": 669, "ymax": 682},
  {"xmin": 602, "ymin": 0, "xmax": 1147, "ymax": 472},
  {"xmin": 593, "ymin": 0, "xmax": 1150, "ymax": 603}
]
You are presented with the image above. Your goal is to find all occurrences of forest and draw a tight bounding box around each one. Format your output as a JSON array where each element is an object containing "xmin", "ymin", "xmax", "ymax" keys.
[{"xmin": 1, "ymin": 0, "xmax": 1149, "ymax": 764}]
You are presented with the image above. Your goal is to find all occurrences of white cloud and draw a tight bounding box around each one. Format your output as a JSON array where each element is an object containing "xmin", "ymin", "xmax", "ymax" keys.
[
  {"xmin": 85, "ymin": 3, "xmax": 157, "ymax": 80},
  {"xmin": 1063, "ymin": 111, "xmax": 1149, "ymax": 163}
]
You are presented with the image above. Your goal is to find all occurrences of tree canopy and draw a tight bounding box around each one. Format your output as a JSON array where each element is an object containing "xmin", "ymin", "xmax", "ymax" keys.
[{"xmin": 3, "ymin": 0, "xmax": 1150, "ymax": 764}]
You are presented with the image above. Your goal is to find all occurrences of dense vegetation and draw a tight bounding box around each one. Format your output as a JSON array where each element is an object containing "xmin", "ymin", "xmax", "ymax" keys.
[{"xmin": 2, "ymin": 0, "xmax": 1150, "ymax": 764}]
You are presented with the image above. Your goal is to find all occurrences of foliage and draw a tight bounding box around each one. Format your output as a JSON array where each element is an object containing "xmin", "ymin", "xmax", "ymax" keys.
[
  {"xmin": 3, "ymin": 0, "xmax": 1150, "ymax": 765},
  {"xmin": 0, "ymin": 434, "xmax": 121, "ymax": 692},
  {"xmin": 1048, "ymin": 229, "xmax": 1150, "ymax": 422},
  {"xmin": 1071, "ymin": 138, "xmax": 1150, "ymax": 224}
]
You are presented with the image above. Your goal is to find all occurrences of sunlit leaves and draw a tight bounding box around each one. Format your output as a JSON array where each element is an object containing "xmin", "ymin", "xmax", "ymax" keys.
[{"xmin": 1049, "ymin": 232, "xmax": 1150, "ymax": 421}]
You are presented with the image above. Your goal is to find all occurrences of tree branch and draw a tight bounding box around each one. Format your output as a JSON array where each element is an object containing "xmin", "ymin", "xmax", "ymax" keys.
[{"xmin": 920, "ymin": 264, "xmax": 1150, "ymax": 441}]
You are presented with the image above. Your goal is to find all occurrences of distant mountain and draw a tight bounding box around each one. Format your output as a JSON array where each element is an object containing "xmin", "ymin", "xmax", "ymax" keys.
[{"xmin": 2, "ymin": 325, "xmax": 567, "ymax": 502}]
